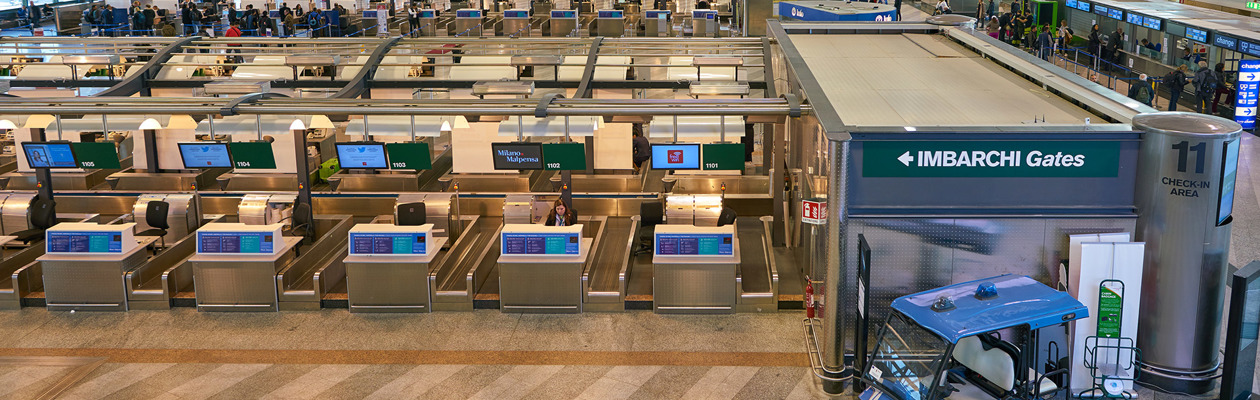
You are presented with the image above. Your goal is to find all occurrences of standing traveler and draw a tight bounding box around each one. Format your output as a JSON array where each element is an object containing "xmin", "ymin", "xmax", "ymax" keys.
[
  {"xmin": 1128, "ymin": 74, "xmax": 1154, "ymax": 106},
  {"xmin": 632, "ymin": 126, "xmax": 651, "ymax": 173},
  {"xmin": 1087, "ymin": 24, "xmax": 1100, "ymax": 57},
  {"xmin": 1194, "ymin": 60, "xmax": 1218, "ymax": 113},
  {"xmin": 1212, "ymin": 62, "xmax": 1232, "ymax": 115},
  {"xmin": 142, "ymin": 5, "xmax": 157, "ymax": 34},
  {"xmin": 1164, "ymin": 64, "xmax": 1189, "ymax": 111},
  {"xmin": 1036, "ymin": 25, "xmax": 1051, "ymax": 59}
]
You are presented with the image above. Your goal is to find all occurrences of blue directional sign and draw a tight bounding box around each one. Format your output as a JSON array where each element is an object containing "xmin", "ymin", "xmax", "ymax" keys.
[{"xmin": 1236, "ymin": 60, "xmax": 1260, "ymax": 129}]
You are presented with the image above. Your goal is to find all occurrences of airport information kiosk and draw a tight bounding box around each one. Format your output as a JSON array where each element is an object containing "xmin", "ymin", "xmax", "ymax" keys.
[
  {"xmin": 342, "ymin": 223, "xmax": 445, "ymax": 313},
  {"xmin": 38, "ymin": 222, "xmax": 155, "ymax": 311},
  {"xmin": 652, "ymin": 224, "xmax": 740, "ymax": 314},
  {"xmin": 188, "ymin": 223, "xmax": 301, "ymax": 312},
  {"xmin": 497, "ymin": 224, "xmax": 593, "ymax": 313}
]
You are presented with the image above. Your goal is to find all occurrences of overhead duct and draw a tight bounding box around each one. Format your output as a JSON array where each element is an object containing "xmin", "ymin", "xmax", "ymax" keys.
[
  {"xmin": 648, "ymin": 116, "xmax": 745, "ymax": 138},
  {"xmin": 344, "ymin": 115, "xmax": 467, "ymax": 137},
  {"xmin": 497, "ymin": 116, "xmax": 602, "ymax": 137}
]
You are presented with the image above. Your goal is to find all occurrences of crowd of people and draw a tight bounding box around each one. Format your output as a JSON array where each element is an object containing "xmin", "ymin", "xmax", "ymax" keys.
[{"xmin": 63, "ymin": 0, "xmax": 351, "ymax": 38}]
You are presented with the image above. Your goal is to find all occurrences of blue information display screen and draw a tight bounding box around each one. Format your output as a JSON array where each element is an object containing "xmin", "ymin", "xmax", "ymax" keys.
[
  {"xmin": 1126, "ymin": 13, "xmax": 1142, "ymax": 25},
  {"xmin": 1072, "ymin": 0, "xmax": 1090, "ymax": 11},
  {"xmin": 693, "ymin": 10, "xmax": 716, "ymax": 19},
  {"xmin": 1143, "ymin": 17, "xmax": 1160, "ymax": 31},
  {"xmin": 335, "ymin": 142, "xmax": 388, "ymax": 169},
  {"xmin": 1234, "ymin": 60, "xmax": 1260, "ymax": 129},
  {"xmin": 349, "ymin": 232, "xmax": 427, "ymax": 255},
  {"xmin": 1240, "ymin": 40, "xmax": 1260, "ymax": 58},
  {"xmin": 651, "ymin": 144, "xmax": 701, "ymax": 170},
  {"xmin": 1065, "ymin": 0, "xmax": 1076, "ymax": 9},
  {"xmin": 491, "ymin": 142, "xmax": 544, "ymax": 170},
  {"xmin": 22, "ymin": 142, "xmax": 77, "ymax": 168},
  {"xmin": 504, "ymin": 10, "xmax": 529, "ymax": 18},
  {"xmin": 655, "ymin": 233, "xmax": 733, "ymax": 256},
  {"xmin": 597, "ymin": 10, "xmax": 623, "ymax": 18},
  {"xmin": 501, "ymin": 232, "xmax": 580, "ymax": 255},
  {"xmin": 197, "ymin": 231, "xmax": 276, "ymax": 254},
  {"xmin": 1107, "ymin": 8, "xmax": 1122, "ymax": 20},
  {"xmin": 418, "ymin": 10, "xmax": 435, "ymax": 17},
  {"xmin": 456, "ymin": 9, "xmax": 482, "ymax": 17},
  {"xmin": 46, "ymin": 231, "xmax": 123, "ymax": 253},
  {"xmin": 178, "ymin": 142, "xmax": 233, "ymax": 168},
  {"xmin": 551, "ymin": 10, "xmax": 575, "ymax": 18},
  {"xmin": 1186, "ymin": 27, "xmax": 1208, "ymax": 43},
  {"xmin": 646, "ymin": 10, "xmax": 670, "ymax": 18},
  {"xmin": 1093, "ymin": 4, "xmax": 1108, "ymax": 16}
]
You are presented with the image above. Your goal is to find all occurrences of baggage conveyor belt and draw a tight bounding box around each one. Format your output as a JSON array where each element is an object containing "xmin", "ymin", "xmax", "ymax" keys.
[{"xmin": 584, "ymin": 216, "xmax": 636, "ymax": 312}]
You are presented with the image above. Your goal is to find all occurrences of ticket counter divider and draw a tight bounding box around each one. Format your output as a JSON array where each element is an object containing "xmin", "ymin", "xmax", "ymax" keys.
[
  {"xmin": 37, "ymin": 222, "xmax": 154, "ymax": 312},
  {"xmin": 189, "ymin": 216, "xmax": 351, "ymax": 312},
  {"xmin": 498, "ymin": 220, "xmax": 599, "ymax": 313}
]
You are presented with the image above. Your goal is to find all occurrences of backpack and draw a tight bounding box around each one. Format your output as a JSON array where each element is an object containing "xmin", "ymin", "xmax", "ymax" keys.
[
  {"xmin": 1200, "ymin": 70, "xmax": 1219, "ymax": 94},
  {"xmin": 82, "ymin": 9, "xmax": 94, "ymax": 24},
  {"xmin": 1136, "ymin": 84, "xmax": 1153, "ymax": 104}
]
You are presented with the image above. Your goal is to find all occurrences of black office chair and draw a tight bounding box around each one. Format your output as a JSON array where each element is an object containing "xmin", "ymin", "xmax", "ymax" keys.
[
  {"xmin": 286, "ymin": 203, "xmax": 313, "ymax": 240},
  {"xmin": 716, "ymin": 207, "xmax": 737, "ymax": 227},
  {"xmin": 136, "ymin": 200, "xmax": 171, "ymax": 247},
  {"xmin": 396, "ymin": 202, "xmax": 427, "ymax": 226},
  {"xmin": 13, "ymin": 198, "xmax": 56, "ymax": 244},
  {"xmin": 632, "ymin": 201, "xmax": 664, "ymax": 256}
]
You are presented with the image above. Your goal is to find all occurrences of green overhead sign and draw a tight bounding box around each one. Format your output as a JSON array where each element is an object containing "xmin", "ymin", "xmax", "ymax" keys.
[
  {"xmin": 386, "ymin": 142, "xmax": 432, "ymax": 170},
  {"xmin": 228, "ymin": 142, "xmax": 277, "ymax": 169},
  {"xmin": 543, "ymin": 142, "xmax": 587, "ymax": 171},
  {"xmin": 702, "ymin": 143, "xmax": 745, "ymax": 171},
  {"xmin": 862, "ymin": 141, "xmax": 1121, "ymax": 178},
  {"xmin": 70, "ymin": 142, "xmax": 120, "ymax": 169}
]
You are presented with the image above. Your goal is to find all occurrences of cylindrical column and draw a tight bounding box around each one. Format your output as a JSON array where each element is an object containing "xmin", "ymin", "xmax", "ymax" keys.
[
  {"xmin": 1133, "ymin": 112, "xmax": 1242, "ymax": 394},
  {"xmin": 821, "ymin": 139, "xmax": 850, "ymax": 394}
]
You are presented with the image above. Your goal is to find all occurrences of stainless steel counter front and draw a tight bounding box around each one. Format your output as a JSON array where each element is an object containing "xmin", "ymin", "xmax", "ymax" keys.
[
  {"xmin": 343, "ymin": 236, "xmax": 447, "ymax": 313},
  {"xmin": 188, "ymin": 236, "xmax": 303, "ymax": 312},
  {"xmin": 498, "ymin": 238, "xmax": 594, "ymax": 314},
  {"xmin": 651, "ymin": 240, "xmax": 740, "ymax": 314},
  {"xmin": 39, "ymin": 236, "xmax": 159, "ymax": 311}
]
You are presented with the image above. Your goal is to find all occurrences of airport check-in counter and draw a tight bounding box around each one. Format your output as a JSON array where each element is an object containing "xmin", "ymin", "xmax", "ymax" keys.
[
  {"xmin": 644, "ymin": 10, "xmax": 673, "ymax": 37},
  {"xmin": 691, "ymin": 10, "xmax": 718, "ymax": 37},
  {"xmin": 497, "ymin": 223, "xmax": 593, "ymax": 313},
  {"xmin": 596, "ymin": 10, "xmax": 627, "ymax": 37},
  {"xmin": 651, "ymin": 224, "xmax": 739, "ymax": 313},
  {"xmin": 550, "ymin": 10, "xmax": 580, "ymax": 37},
  {"xmin": 503, "ymin": 9, "xmax": 532, "ymax": 37},
  {"xmin": 415, "ymin": 9, "xmax": 439, "ymax": 36},
  {"xmin": 453, "ymin": 9, "xmax": 486, "ymax": 37},
  {"xmin": 37, "ymin": 222, "xmax": 158, "ymax": 311},
  {"xmin": 188, "ymin": 223, "xmax": 301, "ymax": 312},
  {"xmin": 343, "ymin": 223, "xmax": 446, "ymax": 312}
]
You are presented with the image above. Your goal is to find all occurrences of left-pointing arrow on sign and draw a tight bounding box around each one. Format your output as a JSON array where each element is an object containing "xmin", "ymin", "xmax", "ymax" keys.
[{"xmin": 898, "ymin": 151, "xmax": 914, "ymax": 166}]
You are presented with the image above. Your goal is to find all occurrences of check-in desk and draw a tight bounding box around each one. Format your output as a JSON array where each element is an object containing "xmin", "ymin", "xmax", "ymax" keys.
[
  {"xmin": 644, "ymin": 10, "xmax": 672, "ymax": 36},
  {"xmin": 454, "ymin": 9, "xmax": 486, "ymax": 37},
  {"xmin": 550, "ymin": 10, "xmax": 579, "ymax": 37},
  {"xmin": 38, "ymin": 222, "xmax": 156, "ymax": 311},
  {"xmin": 415, "ymin": 9, "xmax": 439, "ymax": 36},
  {"xmin": 343, "ymin": 223, "xmax": 446, "ymax": 313},
  {"xmin": 691, "ymin": 10, "xmax": 718, "ymax": 37},
  {"xmin": 503, "ymin": 9, "xmax": 532, "ymax": 37},
  {"xmin": 596, "ymin": 10, "xmax": 626, "ymax": 37},
  {"xmin": 497, "ymin": 224, "xmax": 593, "ymax": 313},
  {"xmin": 652, "ymin": 224, "xmax": 739, "ymax": 314},
  {"xmin": 188, "ymin": 223, "xmax": 301, "ymax": 312}
]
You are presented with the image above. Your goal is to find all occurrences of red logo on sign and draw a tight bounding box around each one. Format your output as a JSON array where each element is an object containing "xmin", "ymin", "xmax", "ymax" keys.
[{"xmin": 667, "ymin": 150, "xmax": 684, "ymax": 164}]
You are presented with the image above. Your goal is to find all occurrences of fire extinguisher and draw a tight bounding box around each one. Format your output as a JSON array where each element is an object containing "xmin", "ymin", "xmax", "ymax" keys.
[{"xmin": 804, "ymin": 276, "xmax": 815, "ymax": 318}]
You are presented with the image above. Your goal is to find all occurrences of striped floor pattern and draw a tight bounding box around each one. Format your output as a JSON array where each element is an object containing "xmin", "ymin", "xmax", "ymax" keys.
[{"xmin": 12, "ymin": 362, "xmax": 835, "ymax": 400}]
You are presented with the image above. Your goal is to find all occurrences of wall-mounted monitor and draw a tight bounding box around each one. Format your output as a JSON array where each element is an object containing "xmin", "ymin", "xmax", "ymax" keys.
[
  {"xmin": 491, "ymin": 142, "xmax": 544, "ymax": 170},
  {"xmin": 178, "ymin": 142, "xmax": 233, "ymax": 168},
  {"xmin": 1240, "ymin": 40, "xmax": 1260, "ymax": 58},
  {"xmin": 651, "ymin": 143, "xmax": 701, "ymax": 170},
  {"xmin": 1126, "ymin": 12, "xmax": 1142, "ymax": 25},
  {"xmin": 335, "ymin": 142, "xmax": 389, "ymax": 169},
  {"xmin": 1092, "ymin": 4, "xmax": 1108, "ymax": 16},
  {"xmin": 1219, "ymin": 139, "xmax": 1240, "ymax": 225},
  {"xmin": 1107, "ymin": 8, "xmax": 1122, "ymax": 20},
  {"xmin": 1186, "ymin": 27, "xmax": 1208, "ymax": 43},
  {"xmin": 22, "ymin": 142, "xmax": 78, "ymax": 168}
]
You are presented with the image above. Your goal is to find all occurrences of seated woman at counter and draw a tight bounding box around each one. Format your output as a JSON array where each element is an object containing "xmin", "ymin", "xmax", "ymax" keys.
[{"xmin": 544, "ymin": 199, "xmax": 579, "ymax": 227}]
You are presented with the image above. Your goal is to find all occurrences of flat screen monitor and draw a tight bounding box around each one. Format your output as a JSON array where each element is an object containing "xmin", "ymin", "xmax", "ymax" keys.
[
  {"xmin": 335, "ymin": 142, "xmax": 389, "ymax": 169},
  {"xmin": 1186, "ymin": 27, "xmax": 1208, "ymax": 43},
  {"xmin": 178, "ymin": 142, "xmax": 233, "ymax": 168},
  {"xmin": 1219, "ymin": 139, "xmax": 1240, "ymax": 225},
  {"xmin": 456, "ymin": 9, "xmax": 482, "ymax": 18},
  {"xmin": 551, "ymin": 10, "xmax": 576, "ymax": 18},
  {"xmin": 22, "ymin": 142, "xmax": 78, "ymax": 168},
  {"xmin": 651, "ymin": 143, "xmax": 701, "ymax": 170},
  {"xmin": 491, "ymin": 142, "xmax": 544, "ymax": 170},
  {"xmin": 504, "ymin": 9, "xmax": 529, "ymax": 18}
]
